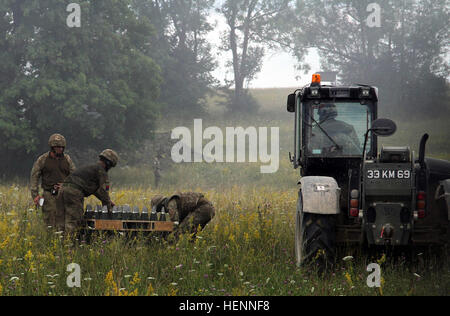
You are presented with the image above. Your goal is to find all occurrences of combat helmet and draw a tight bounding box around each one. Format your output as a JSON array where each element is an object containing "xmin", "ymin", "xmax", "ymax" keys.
[
  {"xmin": 99, "ymin": 149, "xmax": 119, "ymax": 167},
  {"xmin": 151, "ymin": 195, "xmax": 167, "ymax": 212},
  {"xmin": 48, "ymin": 133, "xmax": 66, "ymax": 148},
  {"xmin": 318, "ymin": 103, "xmax": 338, "ymax": 122}
]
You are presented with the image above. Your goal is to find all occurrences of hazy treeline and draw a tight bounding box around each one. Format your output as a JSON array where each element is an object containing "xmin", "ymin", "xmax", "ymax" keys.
[
  {"xmin": 0, "ymin": 0, "xmax": 448, "ymax": 177},
  {"xmin": 293, "ymin": 0, "xmax": 450, "ymax": 118}
]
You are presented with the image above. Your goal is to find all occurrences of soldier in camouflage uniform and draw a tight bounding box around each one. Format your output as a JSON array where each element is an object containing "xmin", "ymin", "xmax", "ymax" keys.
[
  {"xmin": 310, "ymin": 103, "xmax": 361, "ymax": 155},
  {"xmin": 153, "ymin": 155, "xmax": 161, "ymax": 187},
  {"xmin": 151, "ymin": 192, "xmax": 215, "ymax": 237},
  {"xmin": 30, "ymin": 134, "xmax": 75, "ymax": 230},
  {"xmin": 61, "ymin": 149, "xmax": 118, "ymax": 233}
]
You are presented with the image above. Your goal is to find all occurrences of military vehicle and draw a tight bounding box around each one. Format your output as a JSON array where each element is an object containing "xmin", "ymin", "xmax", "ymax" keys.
[{"xmin": 287, "ymin": 74, "xmax": 450, "ymax": 267}]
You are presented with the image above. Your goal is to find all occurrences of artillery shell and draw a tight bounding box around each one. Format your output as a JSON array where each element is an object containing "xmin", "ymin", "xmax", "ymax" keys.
[
  {"xmin": 101, "ymin": 205, "xmax": 110, "ymax": 220},
  {"xmin": 85, "ymin": 204, "xmax": 93, "ymax": 219},
  {"xmin": 116, "ymin": 206, "xmax": 123, "ymax": 220},
  {"xmin": 141, "ymin": 206, "xmax": 149, "ymax": 220},
  {"xmin": 111, "ymin": 206, "xmax": 118, "ymax": 220},
  {"xmin": 123, "ymin": 205, "xmax": 131, "ymax": 220},
  {"xmin": 149, "ymin": 206, "xmax": 158, "ymax": 221},
  {"xmin": 94, "ymin": 205, "xmax": 101, "ymax": 219},
  {"xmin": 159, "ymin": 206, "xmax": 167, "ymax": 222},
  {"xmin": 132, "ymin": 206, "xmax": 140, "ymax": 220}
]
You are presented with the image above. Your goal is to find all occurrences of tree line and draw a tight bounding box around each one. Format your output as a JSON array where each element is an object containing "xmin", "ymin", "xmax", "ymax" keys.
[{"xmin": 0, "ymin": 0, "xmax": 448, "ymax": 176}]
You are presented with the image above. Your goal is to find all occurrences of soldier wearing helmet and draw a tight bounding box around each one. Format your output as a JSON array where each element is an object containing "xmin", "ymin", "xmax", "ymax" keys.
[
  {"xmin": 61, "ymin": 149, "xmax": 119, "ymax": 233},
  {"xmin": 153, "ymin": 155, "xmax": 162, "ymax": 187},
  {"xmin": 151, "ymin": 192, "xmax": 215, "ymax": 239},
  {"xmin": 311, "ymin": 103, "xmax": 361, "ymax": 154},
  {"xmin": 30, "ymin": 133, "xmax": 76, "ymax": 230}
]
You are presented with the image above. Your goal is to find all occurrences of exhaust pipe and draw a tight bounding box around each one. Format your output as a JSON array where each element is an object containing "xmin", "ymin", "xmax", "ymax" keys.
[{"xmin": 418, "ymin": 133, "xmax": 429, "ymax": 169}]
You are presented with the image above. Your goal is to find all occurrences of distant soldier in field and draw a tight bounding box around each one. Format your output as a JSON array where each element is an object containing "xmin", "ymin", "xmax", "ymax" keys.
[
  {"xmin": 151, "ymin": 192, "xmax": 215, "ymax": 238},
  {"xmin": 30, "ymin": 133, "xmax": 75, "ymax": 230},
  {"xmin": 153, "ymin": 155, "xmax": 161, "ymax": 187},
  {"xmin": 60, "ymin": 149, "xmax": 118, "ymax": 233}
]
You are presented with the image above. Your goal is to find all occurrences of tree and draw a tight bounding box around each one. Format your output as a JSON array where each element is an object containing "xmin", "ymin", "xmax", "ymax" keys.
[
  {"xmin": 292, "ymin": 0, "xmax": 449, "ymax": 118},
  {"xmin": 0, "ymin": 0, "xmax": 162, "ymax": 175},
  {"xmin": 132, "ymin": 0, "xmax": 217, "ymax": 118},
  {"xmin": 218, "ymin": 0, "xmax": 296, "ymax": 113}
]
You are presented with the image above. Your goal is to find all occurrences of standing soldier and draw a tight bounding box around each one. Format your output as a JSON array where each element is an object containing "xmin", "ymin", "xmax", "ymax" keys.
[
  {"xmin": 151, "ymin": 192, "xmax": 215, "ymax": 238},
  {"xmin": 61, "ymin": 149, "xmax": 118, "ymax": 233},
  {"xmin": 30, "ymin": 133, "xmax": 75, "ymax": 230},
  {"xmin": 152, "ymin": 155, "xmax": 161, "ymax": 187}
]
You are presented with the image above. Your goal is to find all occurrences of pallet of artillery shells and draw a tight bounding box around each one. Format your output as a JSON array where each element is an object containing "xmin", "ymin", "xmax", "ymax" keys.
[{"xmin": 83, "ymin": 204, "xmax": 174, "ymax": 232}]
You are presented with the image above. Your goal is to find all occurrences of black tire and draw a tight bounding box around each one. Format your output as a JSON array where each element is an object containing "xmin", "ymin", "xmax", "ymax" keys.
[{"xmin": 295, "ymin": 191, "xmax": 337, "ymax": 271}]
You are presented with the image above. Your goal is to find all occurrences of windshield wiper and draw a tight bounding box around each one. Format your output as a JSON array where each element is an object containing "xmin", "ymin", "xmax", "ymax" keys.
[{"xmin": 306, "ymin": 113, "xmax": 342, "ymax": 151}]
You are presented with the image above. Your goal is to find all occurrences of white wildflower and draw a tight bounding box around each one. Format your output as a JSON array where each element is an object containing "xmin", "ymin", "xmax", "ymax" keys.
[{"xmin": 342, "ymin": 256, "xmax": 354, "ymax": 262}]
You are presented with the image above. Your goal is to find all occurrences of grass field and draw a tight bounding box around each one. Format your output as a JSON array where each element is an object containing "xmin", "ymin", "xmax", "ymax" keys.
[
  {"xmin": 1, "ymin": 88, "xmax": 449, "ymax": 296},
  {"xmin": 0, "ymin": 184, "xmax": 448, "ymax": 296}
]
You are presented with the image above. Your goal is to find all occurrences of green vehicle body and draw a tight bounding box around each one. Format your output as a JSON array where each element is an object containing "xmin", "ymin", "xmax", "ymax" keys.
[{"xmin": 287, "ymin": 79, "xmax": 450, "ymax": 266}]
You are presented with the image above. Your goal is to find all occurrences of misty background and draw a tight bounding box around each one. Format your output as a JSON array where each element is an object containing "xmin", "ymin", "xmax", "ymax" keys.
[{"xmin": 0, "ymin": 0, "xmax": 448, "ymax": 187}]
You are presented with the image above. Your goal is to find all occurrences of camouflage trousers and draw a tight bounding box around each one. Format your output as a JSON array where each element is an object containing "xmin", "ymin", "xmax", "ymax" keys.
[
  {"xmin": 42, "ymin": 190, "xmax": 65, "ymax": 230},
  {"xmin": 61, "ymin": 185, "xmax": 85, "ymax": 233}
]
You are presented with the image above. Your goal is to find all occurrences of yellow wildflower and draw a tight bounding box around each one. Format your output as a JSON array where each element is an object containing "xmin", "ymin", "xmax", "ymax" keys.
[
  {"xmin": 243, "ymin": 232, "xmax": 250, "ymax": 243},
  {"xmin": 344, "ymin": 272, "xmax": 353, "ymax": 287},
  {"xmin": 146, "ymin": 283, "xmax": 154, "ymax": 296},
  {"xmin": 105, "ymin": 270, "xmax": 119, "ymax": 296},
  {"xmin": 167, "ymin": 287, "xmax": 178, "ymax": 296},
  {"xmin": 377, "ymin": 254, "xmax": 386, "ymax": 265},
  {"xmin": 130, "ymin": 272, "xmax": 140, "ymax": 286},
  {"xmin": 0, "ymin": 236, "xmax": 10, "ymax": 250},
  {"xmin": 24, "ymin": 250, "xmax": 33, "ymax": 261},
  {"xmin": 379, "ymin": 277, "xmax": 385, "ymax": 296}
]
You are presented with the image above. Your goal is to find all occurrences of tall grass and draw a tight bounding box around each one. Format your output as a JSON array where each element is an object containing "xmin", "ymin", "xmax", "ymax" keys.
[{"xmin": 0, "ymin": 185, "xmax": 448, "ymax": 296}]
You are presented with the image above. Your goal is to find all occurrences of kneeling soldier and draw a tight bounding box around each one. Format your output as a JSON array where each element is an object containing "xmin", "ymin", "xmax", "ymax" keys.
[
  {"xmin": 61, "ymin": 149, "xmax": 118, "ymax": 233},
  {"xmin": 151, "ymin": 192, "xmax": 215, "ymax": 237}
]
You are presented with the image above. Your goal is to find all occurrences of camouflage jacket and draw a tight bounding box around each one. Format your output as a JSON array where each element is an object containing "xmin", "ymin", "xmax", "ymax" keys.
[
  {"xmin": 30, "ymin": 152, "xmax": 75, "ymax": 198},
  {"xmin": 152, "ymin": 192, "xmax": 212, "ymax": 222},
  {"xmin": 63, "ymin": 162, "xmax": 111, "ymax": 205}
]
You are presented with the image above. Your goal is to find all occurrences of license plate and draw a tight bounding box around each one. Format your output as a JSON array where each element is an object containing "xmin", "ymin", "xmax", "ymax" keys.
[{"xmin": 367, "ymin": 169, "xmax": 411, "ymax": 179}]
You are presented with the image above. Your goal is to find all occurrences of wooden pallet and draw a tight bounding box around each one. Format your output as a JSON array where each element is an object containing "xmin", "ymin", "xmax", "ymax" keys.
[{"xmin": 84, "ymin": 219, "xmax": 174, "ymax": 232}]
